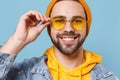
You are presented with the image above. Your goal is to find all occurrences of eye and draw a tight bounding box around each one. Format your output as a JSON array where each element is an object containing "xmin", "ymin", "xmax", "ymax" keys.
[
  {"xmin": 54, "ymin": 19, "xmax": 64, "ymax": 23},
  {"xmin": 74, "ymin": 19, "xmax": 82, "ymax": 23}
]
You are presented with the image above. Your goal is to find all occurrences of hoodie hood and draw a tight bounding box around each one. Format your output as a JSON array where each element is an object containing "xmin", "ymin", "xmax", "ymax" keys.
[{"xmin": 45, "ymin": 46, "xmax": 102, "ymax": 80}]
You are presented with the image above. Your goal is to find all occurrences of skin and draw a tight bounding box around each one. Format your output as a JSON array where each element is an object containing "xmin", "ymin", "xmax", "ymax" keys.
[
  {"xmin": 50, "ymin": 1, "xmax": 87, "ymax": 70},
  {"xmin": 0, "ymin": 11, "xmax": 50, "ymax": 54},
  {"xmin": 0, "ymin": 0, "xmax": 87, "ymax": 70}
]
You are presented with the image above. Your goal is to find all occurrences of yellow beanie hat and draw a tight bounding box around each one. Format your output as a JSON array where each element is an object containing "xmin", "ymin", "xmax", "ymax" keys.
[{"xmin": 46, "ymin": 0, "xmax": 92, "ymax": 36}]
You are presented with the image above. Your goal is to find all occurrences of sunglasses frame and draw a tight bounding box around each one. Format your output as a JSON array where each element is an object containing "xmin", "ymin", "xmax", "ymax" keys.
[{"xmin": 50, "ymin": 16, "xmax": 87, "ymax": 31}]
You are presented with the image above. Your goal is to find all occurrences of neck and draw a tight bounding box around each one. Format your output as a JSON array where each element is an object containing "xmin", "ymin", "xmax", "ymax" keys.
[{"xmin": 54, "ymin": 46, "xmax": 85, "ymax": 70}]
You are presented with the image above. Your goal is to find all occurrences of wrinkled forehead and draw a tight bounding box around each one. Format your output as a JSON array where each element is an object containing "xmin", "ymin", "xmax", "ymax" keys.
[{"xmin": 50, "ymin": 0, "xmax": 86, "ymax": 19}]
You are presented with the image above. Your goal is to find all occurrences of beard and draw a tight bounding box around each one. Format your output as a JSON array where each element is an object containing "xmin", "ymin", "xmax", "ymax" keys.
[{"xmin": 50, "ymin": 31, "xmax": 86, "ymax": 55}]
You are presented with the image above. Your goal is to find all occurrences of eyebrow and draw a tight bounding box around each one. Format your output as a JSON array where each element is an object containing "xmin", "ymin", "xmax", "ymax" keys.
[
  {"xmin": 72, "ymin": 16, "xmax": 85, "ymax": 19},
  {"xmin": 52, "ymin": 16, "xmax": 66, "ymax": 19},
  {"xmin": 52, "ymin": 15, "xmax": 86, "ymax": 19}
]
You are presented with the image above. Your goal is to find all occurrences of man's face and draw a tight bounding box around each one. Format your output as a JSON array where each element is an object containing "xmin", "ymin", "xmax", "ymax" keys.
[{"xmin": 50, "ymin": 0, "xmax": 87, "ymax": 55}]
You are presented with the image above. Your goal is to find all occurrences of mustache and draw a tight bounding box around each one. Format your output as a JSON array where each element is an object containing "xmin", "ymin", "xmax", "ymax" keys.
[{"xmin": 57, "ymin": 31, "xmax": 80, "ymax": 38}]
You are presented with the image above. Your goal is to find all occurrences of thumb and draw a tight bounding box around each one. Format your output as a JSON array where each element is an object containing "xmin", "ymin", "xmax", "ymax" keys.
[{"xmin": 37, "ymin": 21, "xmax": 50, "ymax": 35}]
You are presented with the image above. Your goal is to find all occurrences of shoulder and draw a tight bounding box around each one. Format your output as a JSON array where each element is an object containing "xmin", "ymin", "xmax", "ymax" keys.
[
  {"xmin": 7, "ymin": 55, "xmax": 47, "ymax": 79},
  {"xmin": 13, "ymin": 55, "xmax": 47, "ymax": 70},
  {"xmin": 8, "ymin": 56, "xmax": 46, "ymax": 73},
  {"xmin": 91, "ymin": 64, "xmax": 119, "ymax": 80}
]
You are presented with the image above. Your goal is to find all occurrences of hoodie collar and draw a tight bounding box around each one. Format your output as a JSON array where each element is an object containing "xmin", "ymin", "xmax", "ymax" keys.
[{"xmin": 45, "ymin": 46, "xmax": 102, "ymax": 80}]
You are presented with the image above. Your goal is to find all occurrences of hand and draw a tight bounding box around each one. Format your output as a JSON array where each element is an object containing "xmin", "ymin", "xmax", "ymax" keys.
[
  {"xmin": 0, "ymin": 10, "xmax": 50, "ymax": 54},
  {"xmin": 13, "ymin": 10, "xmax": 50, "ymax": 45}
]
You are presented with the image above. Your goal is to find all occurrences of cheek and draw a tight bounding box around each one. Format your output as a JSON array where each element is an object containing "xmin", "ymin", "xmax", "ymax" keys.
[
  {"xmin": 82, "ymin": 29, "xmax": 87, "ymax": 37},
  {"xmin": 50, "ymin": 28, "xmax": 58, "ymax": 40},
  {"xmin": 78, "ymin": 27, "xmax": 87, "ymax": 39}
]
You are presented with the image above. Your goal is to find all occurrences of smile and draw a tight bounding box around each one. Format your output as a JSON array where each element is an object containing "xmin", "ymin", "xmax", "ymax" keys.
[
  {"xmin": 59, "ymin": 36, "xmax": 78, "ymax": 44},
  {"xmin": 61, "ymin": 36, "xmax": 77, "ymax": 40}
]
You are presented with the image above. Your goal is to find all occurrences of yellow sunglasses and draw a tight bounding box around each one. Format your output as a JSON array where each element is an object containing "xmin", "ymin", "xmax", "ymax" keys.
[{"xmin": 50, "ymin": 16, "xmax": 87, "ymax": 30}]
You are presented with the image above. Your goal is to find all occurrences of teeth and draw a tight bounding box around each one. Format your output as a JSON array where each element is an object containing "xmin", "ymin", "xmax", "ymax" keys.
[{"xmin": 62, "ymin": 38, "xmax": 74, "ymax": 41}]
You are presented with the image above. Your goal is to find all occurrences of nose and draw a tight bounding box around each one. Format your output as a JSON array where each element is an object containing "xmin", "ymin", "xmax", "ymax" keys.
[{"xmin": 63, "ymin": 20, "xmax": 74, "ymax": 32}]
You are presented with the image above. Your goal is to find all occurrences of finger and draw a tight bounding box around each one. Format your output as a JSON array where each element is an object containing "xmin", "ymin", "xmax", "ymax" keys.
[
  {"xmin": 39, "ymin": 14, "xmax": 45, "ymax": 22},
  {"xmin": 37, "ymin": 21, "xmax": 50, "ymax": 34},
  {"xmin": 43, "ymin": 15, "xmax": 48, "ymax": 22},
  {"xmin": 21, "ymin": 11, "xmax": 41, "ymax": 27},
  {"xmin": 46, "ymin": 17, "xmax": 51, "ymax": 22},
  {"xmin": 35, "ymin": 11, "xmax": 41, "ymax": 21},
  {"xmin": 41, "ymin": 15, "xmax": 51, "ymax": 25},
  {"xmin": 25, "ymin": 10, "xmax": 41, "ymax": 22}
]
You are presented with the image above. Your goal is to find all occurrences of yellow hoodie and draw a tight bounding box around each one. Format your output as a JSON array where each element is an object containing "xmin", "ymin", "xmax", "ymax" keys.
[{"xmin": 45, "ymin": 46, "xmax": 102, "ymax": 80}]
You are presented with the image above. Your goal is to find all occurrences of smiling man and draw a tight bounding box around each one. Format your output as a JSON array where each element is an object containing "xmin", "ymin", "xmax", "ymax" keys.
[
  {"xmin": 50, "ymin": 1, "xmax": 86, "ymax": 55},
  {"xmin": 0, "ymin": 0, "xmax": 119, "ymax": 80}
]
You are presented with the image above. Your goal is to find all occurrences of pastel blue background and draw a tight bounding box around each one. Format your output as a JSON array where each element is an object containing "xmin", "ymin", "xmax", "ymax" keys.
[{"xmin": 0, "ymin": 0, "xmax": 120, "ymax": 78}]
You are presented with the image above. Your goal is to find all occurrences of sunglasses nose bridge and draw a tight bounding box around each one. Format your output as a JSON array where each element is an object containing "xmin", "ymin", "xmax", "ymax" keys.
[
  {"xmin": 65, "ymin": 19, "xmax": 72, "ymax": 25},
  {"xmin": 64, "ymin": 20, "xmax": 74, "ymax": 31},
  {"xmin": 65, "ymin": 19, "xmax": 71, "ymax": 23}
]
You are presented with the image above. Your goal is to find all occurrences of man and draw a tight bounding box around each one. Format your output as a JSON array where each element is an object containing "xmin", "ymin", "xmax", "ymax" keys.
[{"xmin": 0, "ymin": 0, "xmax": 119, "ymax": 80}]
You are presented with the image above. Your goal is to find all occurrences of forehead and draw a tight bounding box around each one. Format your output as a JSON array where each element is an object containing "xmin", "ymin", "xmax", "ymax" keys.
[{"xmin": 50, "ymin": 0, "xmax": 86, "ymax": 19}]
